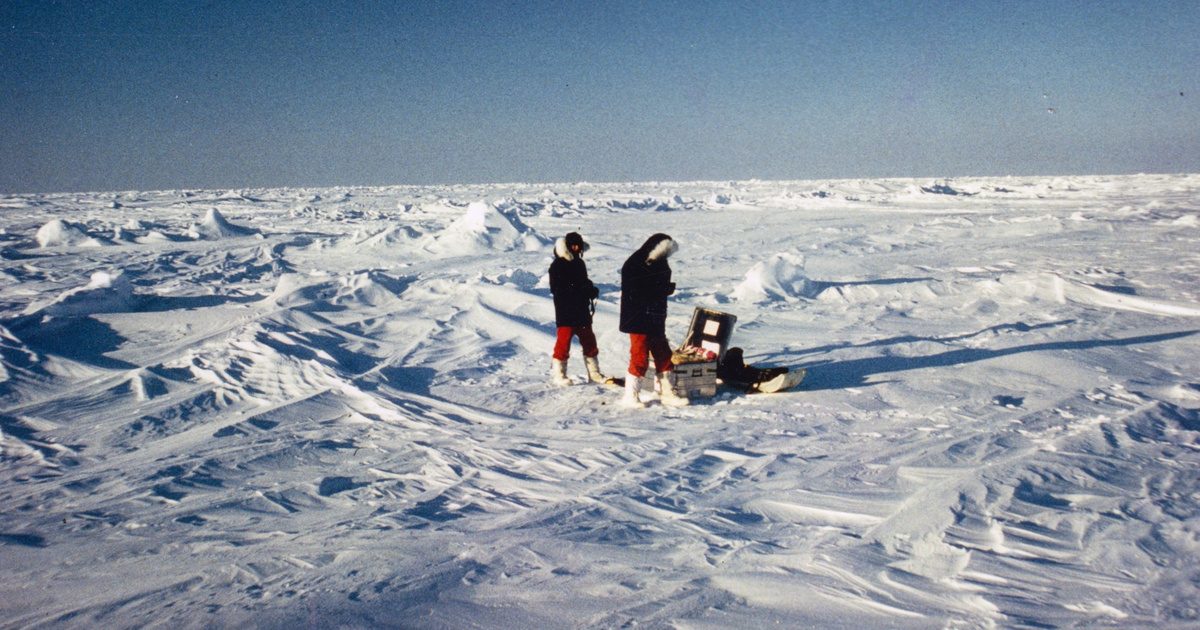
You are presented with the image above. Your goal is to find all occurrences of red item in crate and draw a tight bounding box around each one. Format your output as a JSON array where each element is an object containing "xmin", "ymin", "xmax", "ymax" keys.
[
  {"xmin": 681, "ymin": 308, "xmax": 737, "ymax": 362},
  {"xmin": 672, "ymin": 344, "xmax": 718, "ymax": 364}
]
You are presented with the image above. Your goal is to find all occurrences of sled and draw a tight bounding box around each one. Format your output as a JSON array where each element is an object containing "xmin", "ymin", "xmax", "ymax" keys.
[
  {"xmin": 587, "ymin": 307, "xmax": 807, "ymax": 396},
  {"xmin": 747, "ymin": 367, "xmax": 806, "ymax": 393},
  {"xmin": 718, "ymin": 347, "xmax": 806, "ymax": 394}
]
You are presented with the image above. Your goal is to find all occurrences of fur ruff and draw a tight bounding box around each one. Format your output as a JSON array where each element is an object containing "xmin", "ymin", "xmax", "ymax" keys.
[
  {"xmin": 555, "ymin": 237, "xmax": 589, "ymax": 261},
  {"xmin": 646, "ymin": 238, "xmax": 678, "ymax": 262}
]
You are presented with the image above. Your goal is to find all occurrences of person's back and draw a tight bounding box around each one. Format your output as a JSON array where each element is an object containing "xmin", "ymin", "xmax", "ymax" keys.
[
  {"xmin": 617, "ymin": 233, "xmax": 687, "ymax": 407},
  {"xmin": 619, "ymin": 233, "xmax": 676, "ymax": 336}
]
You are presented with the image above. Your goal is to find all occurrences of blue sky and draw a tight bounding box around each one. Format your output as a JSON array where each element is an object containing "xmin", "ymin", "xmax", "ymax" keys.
[{"xmin": 2, "ymin": 1, "xmax": 1197, "ymax": 193}]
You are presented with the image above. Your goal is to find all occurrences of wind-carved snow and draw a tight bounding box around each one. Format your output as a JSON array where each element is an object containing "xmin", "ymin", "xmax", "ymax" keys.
[
  {"xmin": 731, "ymin": 251, "xmax": 818, "ymax": 302},
  {"xmin": 23, "ymin": 270, "xmax": 137, "ymax": 317},
  {"xmin": 423, "ymin": 200, "xmax": 548, "ymax": 255},
  {"xmin": 36, "ymin": 219, "xmax": 113, "ymax": 248},
  {"xmin": 187, "ymin": 208, "xmax": 258, "ymax": 240},
  {"xmin": 1, "ymin": 174, "xmax": 1199, "ymax": 628}
]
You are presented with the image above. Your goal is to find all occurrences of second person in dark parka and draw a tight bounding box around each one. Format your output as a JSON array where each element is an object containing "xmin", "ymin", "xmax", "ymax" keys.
[{"xmin": 618, "ymin": 233, "xmax": 689, "ymax": 407}]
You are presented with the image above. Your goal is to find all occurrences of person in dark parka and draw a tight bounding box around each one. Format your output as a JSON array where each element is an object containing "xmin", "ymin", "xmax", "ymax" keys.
[
  {"xmin": 618, "ymin": 233, "xmax": 688, "ymax": 407},
  {"xmin": 548, "ymin": 232, "xmax": 608, "ymax": 385}
]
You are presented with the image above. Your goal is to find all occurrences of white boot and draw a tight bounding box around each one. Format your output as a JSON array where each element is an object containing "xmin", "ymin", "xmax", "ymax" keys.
[
  {"xmin": 621, "ymin": 372, "xmax": 645, "ymax": 408},
  {"xmin": 551, "ymin": 359, "xmax": 571, "ymax": 386},
  {"xmin": 585, "ymin": 356, "xmax": 608, "ymax": 383},
  {"xmin": 657, "ymin": 371, "xmax": 689, "ymax": 407}
]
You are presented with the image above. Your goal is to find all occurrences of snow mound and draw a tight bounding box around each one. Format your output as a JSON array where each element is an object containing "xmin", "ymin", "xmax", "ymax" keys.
[
  {"xmin": 188, "ymin": 208, "xmax": 258, "ymax": 240},
  {"xmin": 136, "ymin": 230, "xmax": 180, "ymax": 244},
  {"xmin": 25, "ymin": 270, "xmax": 137, "ymax": 317},
  {"xmin": 815, "ymin": 281, "xmax": 943, "ymax": 306},
  {"xmin": 731, "ymin": 252, "xmax": 818, "ymax": 302},
  {"xmin": 424, "ymin": 201, "xmax": 548, "ymax": 255},
  {"xmin": 126, "ymin": 368, "xmax": 169, "ymax": 401},
  {"xmin": 353, "ymin": 225, "xmax": 423, "ymax": 249},
  {"xmin": 36, "ymin": 219, "xmax": 112, "ymax": 248},
  {"xmin": 266, "ymin": 273, "xmax": 332, "ymax": 308},
  {"xmin": 330, "ymin": 271, "xmax": 411, "ymax": 308},
  {"xmin": 488, "ymin": 268, "xmax": 540, "ymax": 290},
  {"xmin": 262, "ymin": 271, "xmax": 409, "ymax": 310}
]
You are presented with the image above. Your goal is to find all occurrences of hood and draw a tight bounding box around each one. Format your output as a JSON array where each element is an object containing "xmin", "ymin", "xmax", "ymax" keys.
[
  {"xmin": 554, "ymin": 235, "xmax": 590, "ymax": 261},
  {"xmin": 640, "ymin": 233, "xmax": 678, "ymax": 263}
]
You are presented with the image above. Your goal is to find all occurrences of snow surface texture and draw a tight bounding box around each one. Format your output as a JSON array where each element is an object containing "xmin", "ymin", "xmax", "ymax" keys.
[{"xmin": 2, "ymin": 176, "xmax": 1200, "ymax": 628}]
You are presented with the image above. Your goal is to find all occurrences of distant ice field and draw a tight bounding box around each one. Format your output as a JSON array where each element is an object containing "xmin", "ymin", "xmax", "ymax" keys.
[{"xmin": 2, "ymin": 174, "xmax": 1199, "ymax": 628}]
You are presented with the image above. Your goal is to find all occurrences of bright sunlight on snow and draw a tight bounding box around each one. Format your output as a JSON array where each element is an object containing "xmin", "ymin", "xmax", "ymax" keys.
[{"xmin": 2, "ymin": 175, "xmax": 1199, "ymax": 628}]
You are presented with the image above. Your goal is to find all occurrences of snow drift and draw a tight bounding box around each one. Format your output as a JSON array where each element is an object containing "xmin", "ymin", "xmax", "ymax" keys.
[
  {"xmin": 1, "ymin": 174, "xmax": 1199, "ymax": 629},
  {"xmin": 731, "ymin": 251, "xmax": 818, "ymax": 302},
  {"xmin": 35, "ymin": 219, "xmax": 112, "ymax": 248},
  {"xmin": 188, "ymin": 208, "xmax": 258, "ymax": 239},
  {"xmin": 22, "ymin": 270, "xmax": 137, "ymax": 317},
  {"xmin": 424, "ymin": 200, "xmax": 548, "ymax": 255}
]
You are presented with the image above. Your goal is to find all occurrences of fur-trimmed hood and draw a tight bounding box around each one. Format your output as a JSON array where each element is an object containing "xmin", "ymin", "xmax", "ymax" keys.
[
  {"xmin": 554, "ymin": 235, "xmax": 590, "ymax": 261},
  {"xmin": 638, "ymin": 233, "xmax": 678, "ymax": 264},
  {"xmin": 619, "ymin": 233, "xmax": 678, "ymax": 335}
]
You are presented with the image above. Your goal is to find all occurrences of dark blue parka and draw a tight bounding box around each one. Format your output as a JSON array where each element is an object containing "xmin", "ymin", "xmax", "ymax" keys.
[
  {"xmin": 549, "ymin": 234, "xmax": 598, "ymax": 327},
  {"xmin": 619, "ymin": 233, "xmax": 678, "ymax": 335}
]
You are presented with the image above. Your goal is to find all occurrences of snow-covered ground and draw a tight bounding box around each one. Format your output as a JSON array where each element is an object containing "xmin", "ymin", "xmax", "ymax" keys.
[{"xmin": 2, "ymin": 174, "xmax": 1199, "ymax": 628}]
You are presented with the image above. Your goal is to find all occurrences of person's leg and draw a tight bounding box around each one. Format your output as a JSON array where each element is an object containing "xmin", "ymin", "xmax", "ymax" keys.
[
  {"xmin": 627, "ymin": 333, "xmax": 650, "ymax": 377},
  {"xmin": 576, "ymin": 326, "xmax": 607, "ymax": 382},
  {"xmin": 647, "ymin": 334, "xmax": 674, "ymax": 374},
  {"xmin": 622, "ymin": 334, "xmax": 649, "ymax": 407},
  {"xmin": 648, "ymin": 334, "xmax": 688, "ymax": 407},
  {"xmin": 552, "ymin": 326, "xmax": 574, "ymax": 361},
  {"xmin": 577, "ymin": 326, "xmax": 599, "ymax": 358},
  {"xmin": 551, "ymin": 326, "xmax": 574, "ymax": 385}
]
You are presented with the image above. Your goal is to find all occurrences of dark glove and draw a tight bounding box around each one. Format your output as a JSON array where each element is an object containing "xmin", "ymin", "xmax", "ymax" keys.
[
  {"xmin": 667, "ymin": 282, "xmax": 676, "ymax": 295},
  {"xmin": 590, "ymin": 285, "xmax": 600, "ymax": 299}
]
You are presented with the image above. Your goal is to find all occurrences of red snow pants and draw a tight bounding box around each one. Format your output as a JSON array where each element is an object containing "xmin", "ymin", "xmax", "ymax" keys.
[
  {"xmin": 627, "ymin": 333, "xmax": 673, "ymax": 378},
  {"xmin": 553, "ymin": 325, "xmax": 599, "ymax": 361}
]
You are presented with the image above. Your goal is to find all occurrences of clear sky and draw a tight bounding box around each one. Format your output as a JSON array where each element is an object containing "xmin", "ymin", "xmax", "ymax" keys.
[{"xmin": 2, "ymin": 0, "xmax": 1198, "ymax": 193}]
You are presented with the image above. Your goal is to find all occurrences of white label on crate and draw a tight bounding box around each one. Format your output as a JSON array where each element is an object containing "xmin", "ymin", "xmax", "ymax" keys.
[
  {"xmin": 703, "ymin": 320, "xmax": 721, "ymax": 335},
  {"xmin": 701, "ymin": 340, "xmax": 720, "ymax": 353}
]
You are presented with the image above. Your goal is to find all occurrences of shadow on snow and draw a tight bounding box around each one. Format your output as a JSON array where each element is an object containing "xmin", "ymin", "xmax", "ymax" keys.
[{"xmin": 798, "ymin": 328, "xmax": 1199, "ymax": 391}]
